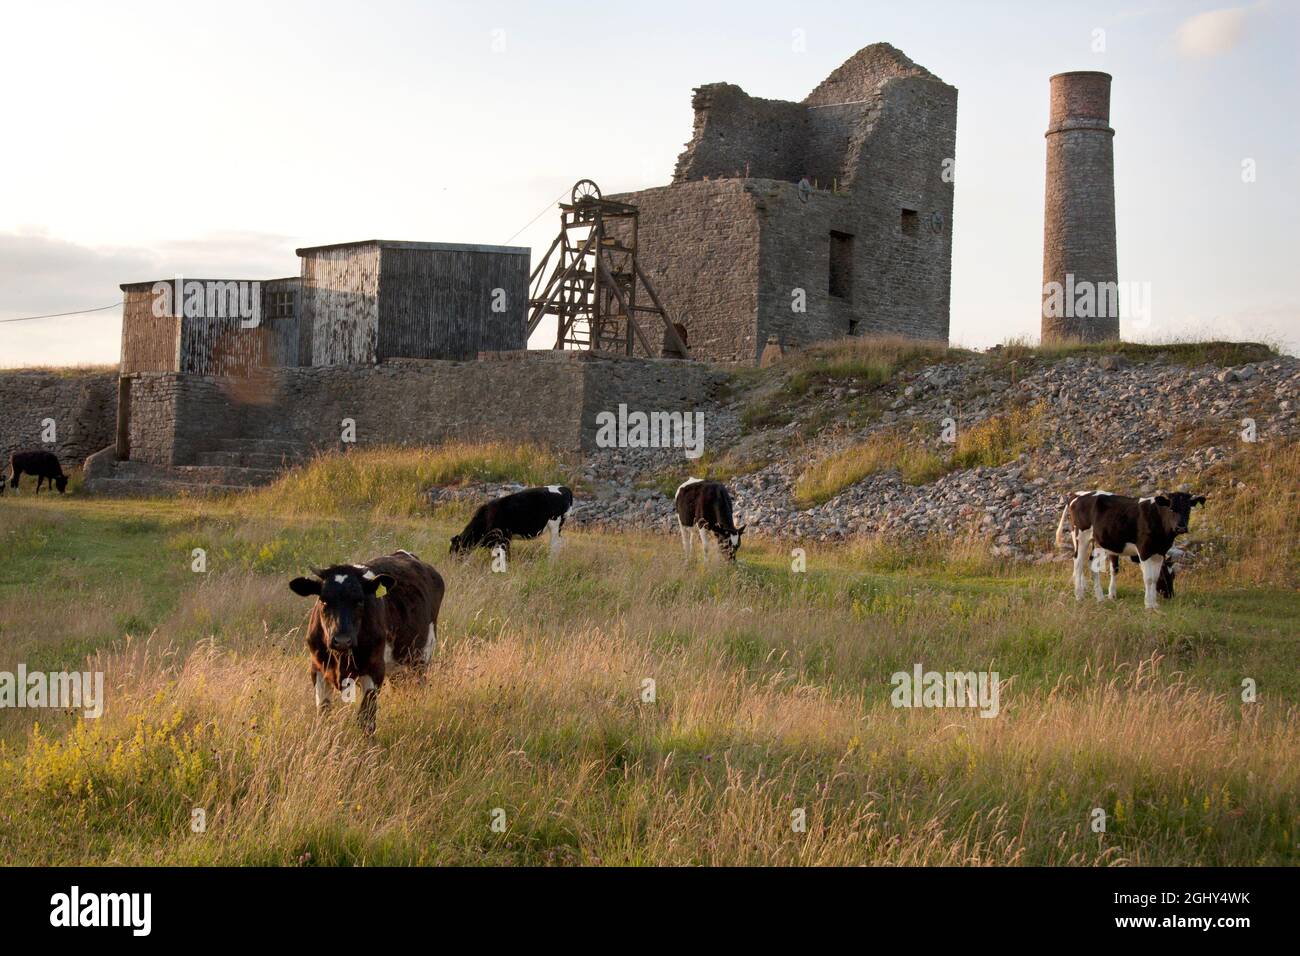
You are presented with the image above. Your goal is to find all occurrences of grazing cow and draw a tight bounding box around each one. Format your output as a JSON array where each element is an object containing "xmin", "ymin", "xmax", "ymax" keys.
[
  {"xmin": 288, "ymin": 550, "xmax": 444, "ymax": 733},
  {"xmin": 4, "ymin": 450, "xmax": 68, "ymax": 495},
  {"xmin": 675, "ymin": 478, "xmax": 746, "ymax": 561},
  {"xmin": 450, "ymin": 485, "xmax": 573, "ymax": 558},
  {"xmin": 1056, "ymin": 490, "xmax": 1206, "ymax": 609}
]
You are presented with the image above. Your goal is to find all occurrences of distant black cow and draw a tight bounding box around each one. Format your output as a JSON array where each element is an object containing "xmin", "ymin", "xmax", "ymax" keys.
[
  {"xmin": 450, "ymin": 485, "xmax": 573, "ymax": 558},
  {"xmin": 288, "ymin": 549, "xmax": 444, "ymax": 734},
  {"xmin": 675, "ymin": 478, "xmax": 746, "ymax": 561},
  {"xmin": 1056, "ymin": 490, "xmax": 1205, "ymax": 609},
  {"xmin": 4, "ymin": 450, "xmax": 68, "ymax": 495}
]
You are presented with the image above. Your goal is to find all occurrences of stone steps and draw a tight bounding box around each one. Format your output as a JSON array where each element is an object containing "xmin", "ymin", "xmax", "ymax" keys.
[
  {"xmin": 84, "ymin": 459, "xmax": 283, "ymax": 497},
  {"xmin": 213, "ymin": 437, "xmax": 314, "ymax": 454},
  {"xmin": 195, "ymin": 449, "xmax": 310, "ymax": 469}
]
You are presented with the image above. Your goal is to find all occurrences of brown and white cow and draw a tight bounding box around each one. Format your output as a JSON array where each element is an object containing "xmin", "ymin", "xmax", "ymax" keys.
[
  {"xmin": 1055, "ymin": 490, "xmax": 1205, "ymax": 609},
  {"xmin": 288, "ymin": 549, "xmax": 444, "ymax": 733},
  {"xmin": 675, "ymin": 478, "xmax": 746, "ymax": 561}
]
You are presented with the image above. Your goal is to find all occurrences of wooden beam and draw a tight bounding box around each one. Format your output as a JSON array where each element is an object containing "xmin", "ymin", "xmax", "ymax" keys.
[
  {"xmin": 598, "ymin": 258, "xmax": 654, "ymax": 356},
  {"xmin": 634, "ymin": 261, "xmax": 688, "ymax": 356}
]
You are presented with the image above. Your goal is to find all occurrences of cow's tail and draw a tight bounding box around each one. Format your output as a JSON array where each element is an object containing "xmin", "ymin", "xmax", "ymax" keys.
[{"xmin": 1054, "ymin": 497, "xmax": 1074, "ymax": 550}]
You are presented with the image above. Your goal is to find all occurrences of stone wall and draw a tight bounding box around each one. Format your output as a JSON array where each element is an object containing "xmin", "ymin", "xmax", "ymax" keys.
[
  {"xmin": 125, "ymin": 373, "xmax": 184, "ymax": 465},
  {"xmin": 672, "ymin": 84, "xmax": 811, "ymax": 183},
  {"xmin": 121, "ymin": 351, "xmax": 721, "ymax": 465},
  {"xmin": 608, "ymin": 180, "xmax": 763, "ymax": 365},
  {"xmin": 0, "ymin": 369, "xmax": 117, "ymax": 472},
  {"xmin": 613, "ymin": 43, "xmax": 956, "ymax": 365},
  {"xmin": 580, "ymin": 353, "xmax": 726, "ymax": 448}
]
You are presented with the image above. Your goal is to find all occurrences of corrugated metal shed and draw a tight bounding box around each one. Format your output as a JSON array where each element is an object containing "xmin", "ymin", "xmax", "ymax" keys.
[
  {"xmin": 119, "ymin": 278, "xmax": 301, "ymax": 376},
  {"xmin": 297, "ymin": 240, "xmax": 529, "ymax": 363}
]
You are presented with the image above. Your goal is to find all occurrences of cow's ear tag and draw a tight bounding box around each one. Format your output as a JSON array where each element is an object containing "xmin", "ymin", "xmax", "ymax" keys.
[{"xmin": 375, "ymin": 584, "xmax": 387, "ymax": 597}]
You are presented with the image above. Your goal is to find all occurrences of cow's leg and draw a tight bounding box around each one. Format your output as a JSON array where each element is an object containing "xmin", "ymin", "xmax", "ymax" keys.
[
  {"xmin": 678, "ymin": 516, "xmax": 691, "ymax": 559},
  {"xmin": 1140, "ymin": 554, "xmax": 1164, "ymax": 611},
  {"xmin": 1107, "ymin": 556, "xmax": 1119, "ymax": 600},
  {"xmin": 423, "ymin": 622, "xmax": 437, "ymax": 664},
  {"xmin": 1089, "ymin": 548, "xmax": 1105, "ymax": 601},
  {"xmin": 546, "ymin": 516, "xmax": 562, "ymax": 557},
  {"xmin": 314, "ymin": 671, "xmax": 334, "ymax": 713},
  {"xmin": 698, "ymin": 525, "xmax": 710, "ymax": 560},
  {"xmin": 35, "ymin": 475, "xmax": 43, "ymax": 494},
  {"xmin": 1072, "ymin": 528, "xmax": 1093, "ymax": 601},
  {"xmin": 357, "ymin": 675, "xmax": 379, "ymax": 734}
]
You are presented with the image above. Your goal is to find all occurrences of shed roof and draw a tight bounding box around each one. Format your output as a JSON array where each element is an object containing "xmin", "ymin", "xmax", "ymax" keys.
[
  {"xmin": 295, "ymin": 239, "xmax": 530, "ymax": 257},
  {"xmin": 119, "ymin": 276, "xmax": 300, "ymax": 291}
]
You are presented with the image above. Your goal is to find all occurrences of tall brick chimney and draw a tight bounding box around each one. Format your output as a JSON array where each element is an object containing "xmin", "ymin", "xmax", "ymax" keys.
[{"xmin": 1041, "ymin": 71, "xmax": 1118, "ymax": 344}]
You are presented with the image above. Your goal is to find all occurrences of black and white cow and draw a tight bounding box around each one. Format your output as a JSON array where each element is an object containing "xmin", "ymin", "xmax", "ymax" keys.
[
  {"xmin": 450, "ymin": 485, "xmax": 573, "ymax": 558},
  {"xmin": 1055, "ymin": 490, "xmax": 1205, "ymax": 609},
  {"xmin": 4, "ymin": 450, "xmax": 68, "ymax": 495},
  {"xmin": 675, "ymin": 478, "xmax": 745, "ymax": 561}
]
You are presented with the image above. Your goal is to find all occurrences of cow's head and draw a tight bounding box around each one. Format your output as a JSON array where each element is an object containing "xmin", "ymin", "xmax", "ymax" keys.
[
  {"xmin": 1160, "ymin": 492, "xmax": 1206, "ymax": 535},
  {"xmin": 720, "ymin": 524, "xmax": 747, "ymax": 561},
  {"xmin": 288, "ymin": 566, "xmax": 393, "ymax": 652},
  {"xmin": 55, "ymin": 474, "xmax": 69, "ymax": 493},
  {"xmin": 449, "ymin": 534, "xmax": 467, "ymax": 555}
]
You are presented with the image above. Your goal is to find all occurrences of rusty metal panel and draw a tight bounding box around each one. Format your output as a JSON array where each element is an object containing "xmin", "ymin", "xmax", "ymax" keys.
[{"xmin": 119, "ymin": 283, "xmax": 181, "ymax": 373}]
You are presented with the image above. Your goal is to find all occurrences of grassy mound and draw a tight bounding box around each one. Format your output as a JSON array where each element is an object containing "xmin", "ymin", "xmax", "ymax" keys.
[{"xmin": 246, "ymin": 443, "xmax": 571, "ymax": 518}]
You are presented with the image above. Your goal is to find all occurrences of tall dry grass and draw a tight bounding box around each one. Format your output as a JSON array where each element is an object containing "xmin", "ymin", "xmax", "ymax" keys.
[
  {"xmin": 1205, "ymin": 438, "xmax": 1300, "ymax": 588},
  {"xmin": 793, "ymin": 431, "xmax": 946, "ymax": 506},
  {"xmin": 246, "ymin": 443, "xmax": 572, "ymax": 518},
  {"xmin": 1, "ymin": 507, "xmax": 1295, "ymax": 866}
]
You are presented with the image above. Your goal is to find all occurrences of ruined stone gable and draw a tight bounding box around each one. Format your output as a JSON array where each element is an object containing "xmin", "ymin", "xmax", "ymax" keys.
[{"xmin": 615, "ymin": 43, "xmax": 957, "ymax": 365}]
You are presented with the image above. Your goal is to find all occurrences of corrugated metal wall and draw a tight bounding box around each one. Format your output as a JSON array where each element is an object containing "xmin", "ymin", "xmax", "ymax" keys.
[
  {"xmin": 301, "ymin": 247, "xmax": 381, "ymax": 366},
  {"xmin": 120, "ymin": 284, "xmax": 181, "ymax": 373},
  {"xmin": 123, "ymin": 279, "xmax": 301, "ymax": 376},
  {"xmin": 378, "ymin": 246, "xmax": 528, "ymax": 360}
]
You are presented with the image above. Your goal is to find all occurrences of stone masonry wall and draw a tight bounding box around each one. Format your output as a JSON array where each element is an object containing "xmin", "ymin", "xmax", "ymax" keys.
[
  {"xmin": 0, "ymin": 369, "xmax": 117, "ymax": 473},
  {"xmin": 123, "ymin": 352, "xmax": 720, "ymax": 466},
  {"xmin": 613, "ymin": 46, "xmax": 956, "ymax": 365},
  {"xmin": 580, "ymin": 354, "xmax": 725, "ymax": 448},
  {"xmin": 672, "ymin": 84, "xmax": 811, "ymax": 183},
  {"xmin": 126, "ymin": 373, "xmax": 184, "ymax": 465},
  {"xmin": 608, "ymin": 180, "xmax": 763, "ymax": 365}
]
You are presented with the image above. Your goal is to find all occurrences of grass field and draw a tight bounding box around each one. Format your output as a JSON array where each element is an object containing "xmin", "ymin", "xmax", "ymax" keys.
[{"xmin": 1, "ymin": 474, "xmax": 1296, "ymax": 866}]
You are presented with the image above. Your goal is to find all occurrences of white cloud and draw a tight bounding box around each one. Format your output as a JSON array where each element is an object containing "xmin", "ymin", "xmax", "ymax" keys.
[{"xmin": 1175, "ymin": 6, "xmax": 1249, "ymax": 57}]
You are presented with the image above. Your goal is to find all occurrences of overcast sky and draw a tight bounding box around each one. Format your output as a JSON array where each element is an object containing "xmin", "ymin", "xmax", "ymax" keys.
[{"xmin": 1, "ymin": 0, "xmax": 1295, "ymax": 366}]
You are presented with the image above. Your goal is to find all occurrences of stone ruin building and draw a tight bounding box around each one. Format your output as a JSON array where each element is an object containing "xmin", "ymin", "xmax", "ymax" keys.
[
  {"xmin": 78, "ymin": 42, "xmax": 956, "ymax": 494},
  {"xmin": 613, "ymin": 42, "xmax": 958, "ymax": 363}
]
